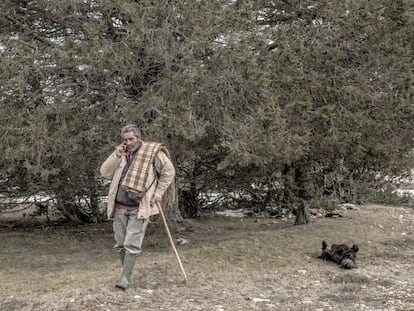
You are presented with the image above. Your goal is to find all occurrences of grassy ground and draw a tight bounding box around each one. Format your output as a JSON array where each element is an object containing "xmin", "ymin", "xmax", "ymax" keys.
[{"xmin": 0, "ymin": 204, "xmax": 413, "ymax": 311}]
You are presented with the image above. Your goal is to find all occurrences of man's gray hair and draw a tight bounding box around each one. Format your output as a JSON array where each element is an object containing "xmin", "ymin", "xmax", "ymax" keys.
[{"xmin": 121, "ymin": 124, "xmax": 142, "ymax": 138}]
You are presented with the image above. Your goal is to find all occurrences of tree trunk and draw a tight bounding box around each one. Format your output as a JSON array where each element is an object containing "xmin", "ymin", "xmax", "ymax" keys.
[
  {"xmin": 295, "ymin": 203, "xmax": 311, "ymax": 225},
  {"xmin": 178, "ymin": 187, "xmax": 200, "ymax": 218},
  {"xmin": 88, "ymin": 194, "xmax": 105, "ymax": 223},
  {"xmin": 55, "ymin": 196, "xmax": 94, "ymax": 224}
]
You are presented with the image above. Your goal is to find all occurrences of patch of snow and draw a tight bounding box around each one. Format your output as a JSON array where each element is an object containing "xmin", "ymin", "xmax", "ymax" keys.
[
  {"xmin": 396, "ymin": 189, "xmax": 414, "ymax": 196},
  {"xmin": 253, "ymin": 297, "xmax": 271, "ymax": 303},
  {"xmin": 215, "ymin": 209, "xmax": 244, "ymax": 217}
]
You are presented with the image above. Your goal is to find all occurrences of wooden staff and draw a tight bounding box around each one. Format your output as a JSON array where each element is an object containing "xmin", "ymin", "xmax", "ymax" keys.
[{"xmin": 157, "ymin": 206, "xmax": 188, "ymax": 284}]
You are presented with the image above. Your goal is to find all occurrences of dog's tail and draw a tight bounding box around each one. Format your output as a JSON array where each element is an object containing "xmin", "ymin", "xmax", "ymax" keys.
[{"xmin": 318, "ymin": 240, "xmax": 329, "ymax": 260}]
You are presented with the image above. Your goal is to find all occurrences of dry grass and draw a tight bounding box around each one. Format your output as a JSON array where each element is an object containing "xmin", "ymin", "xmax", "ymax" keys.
[{"xmin": 0, "ymin": 204, "xmax": 413, "ymax": 310}]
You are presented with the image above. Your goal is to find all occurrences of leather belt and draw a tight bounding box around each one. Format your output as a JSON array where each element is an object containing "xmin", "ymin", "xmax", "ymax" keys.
[{"xmin": 115, "ymin": 202, "xmax": 139, "ymax": 210}]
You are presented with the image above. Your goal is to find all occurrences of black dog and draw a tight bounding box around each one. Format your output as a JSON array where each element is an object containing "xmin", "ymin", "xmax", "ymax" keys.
[{"xmin": 318, "ymin": 241, "xmax": 359, "ymax": 269}]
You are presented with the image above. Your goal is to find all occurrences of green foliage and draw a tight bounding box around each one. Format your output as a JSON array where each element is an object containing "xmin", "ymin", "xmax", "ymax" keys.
[{"xmin": 0, "ymin": 0, "xmax": 413, "ymax": 221}]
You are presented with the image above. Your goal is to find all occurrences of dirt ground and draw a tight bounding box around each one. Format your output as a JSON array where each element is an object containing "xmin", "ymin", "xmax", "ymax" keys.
[{"xmin": 0, "ymin": 204, "xmax": 413, "ymax": 311}]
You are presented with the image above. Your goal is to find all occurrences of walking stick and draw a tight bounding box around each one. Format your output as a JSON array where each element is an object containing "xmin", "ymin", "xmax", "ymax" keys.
[{"xmin": 157, "ymin": 205, "xmax": 189, "ymax": 284}]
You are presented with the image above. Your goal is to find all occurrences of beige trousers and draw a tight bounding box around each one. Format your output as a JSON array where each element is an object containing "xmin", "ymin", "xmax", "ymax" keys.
[{"xmin": 113, "ymin": 208, "xmax": 149, "ymax": 255}]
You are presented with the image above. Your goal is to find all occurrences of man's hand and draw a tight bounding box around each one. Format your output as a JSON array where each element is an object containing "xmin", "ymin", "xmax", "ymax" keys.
[
  {"xmin": 115, "ymin": 143, "xmax": 126, "ymax": 158},
  {"xmin": 150, "ymin": 194, "xmax": 162, "ymax": 207}
]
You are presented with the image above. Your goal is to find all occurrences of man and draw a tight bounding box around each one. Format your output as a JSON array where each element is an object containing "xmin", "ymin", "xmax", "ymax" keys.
[{"xmin": 100, "ymin": 124, "xmax": 175, "ymax": 290}]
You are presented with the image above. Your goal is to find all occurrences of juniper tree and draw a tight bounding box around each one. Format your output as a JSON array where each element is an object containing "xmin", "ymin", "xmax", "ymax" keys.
[{"xmin": 1, "ymin": 0, "xmax": 413, "ymax": 223}]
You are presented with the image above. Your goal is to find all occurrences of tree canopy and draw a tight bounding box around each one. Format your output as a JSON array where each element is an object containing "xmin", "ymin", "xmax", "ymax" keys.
[{"xmin": 1, "ymin": 0, "xmax": 413, "ymax": 222}]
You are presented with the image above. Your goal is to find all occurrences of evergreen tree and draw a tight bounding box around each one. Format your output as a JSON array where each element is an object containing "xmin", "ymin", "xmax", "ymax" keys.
[{"xmin": 1, "ymin": 0, "xmax": 413, "ymax": 223}]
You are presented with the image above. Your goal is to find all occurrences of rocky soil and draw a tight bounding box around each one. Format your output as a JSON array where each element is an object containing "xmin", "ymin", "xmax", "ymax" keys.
[{"xmin": 0, "ymin": 204, "xmax": 413, "ymax": 310}]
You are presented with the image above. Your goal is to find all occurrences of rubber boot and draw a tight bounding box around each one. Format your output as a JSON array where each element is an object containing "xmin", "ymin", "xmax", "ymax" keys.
[
  {"xmin": 119, "ymin": 252, "xmax": 125, "ymax": 266},
  {"xmin": 115, "ymin": 253, "xmax": 136, "ymax": 290}
]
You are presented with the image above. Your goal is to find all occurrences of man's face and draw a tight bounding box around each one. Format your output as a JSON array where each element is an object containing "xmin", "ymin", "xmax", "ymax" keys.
[{"xmin": 122, "ymin": 131, "xmax": 140, "ymax": 151}]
